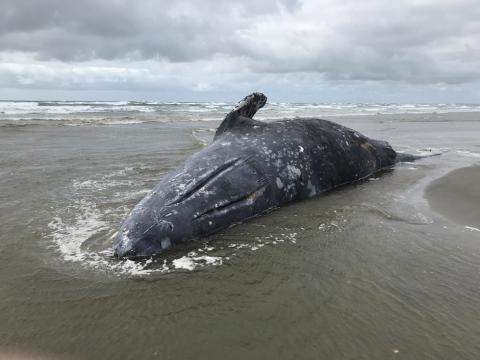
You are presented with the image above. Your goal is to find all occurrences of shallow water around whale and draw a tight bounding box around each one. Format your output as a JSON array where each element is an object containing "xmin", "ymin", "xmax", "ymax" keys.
[{"xmin": 1, "ymin": 104, "xmax": 480, "ymax": 359}]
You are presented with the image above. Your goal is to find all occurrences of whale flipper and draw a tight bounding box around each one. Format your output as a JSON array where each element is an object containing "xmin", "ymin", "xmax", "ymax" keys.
[{"xmin": 215, "ymin": 92, "xmax": 267, "ymax": 138}]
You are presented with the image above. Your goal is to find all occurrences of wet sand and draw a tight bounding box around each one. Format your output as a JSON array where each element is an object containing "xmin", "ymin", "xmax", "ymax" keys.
[
  {"xmin": 2, "ymin": 108, "xmax": 480, "ymax": 359},
  {"xmin": 0, "ymin": 349, "xmax": 65, "ymax": 360},
  {"xmin": 425, "ymin": 166, "xmax": 480, "ymax": 228}
]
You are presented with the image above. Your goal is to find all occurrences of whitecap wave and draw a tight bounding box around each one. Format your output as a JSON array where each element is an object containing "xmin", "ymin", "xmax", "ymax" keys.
[
  {"xmin": 465, "ymin": 226, "xmax": 480, "ymax": 232},
  {"xmin": 3, "ymin": 101, "xmax": 480, "ymax": 124}
]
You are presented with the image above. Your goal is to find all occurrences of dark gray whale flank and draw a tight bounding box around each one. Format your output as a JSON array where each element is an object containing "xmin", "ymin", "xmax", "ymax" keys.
[{"xmin": 114, "ymin": 93, "xmax": 417, "ymax": 258}]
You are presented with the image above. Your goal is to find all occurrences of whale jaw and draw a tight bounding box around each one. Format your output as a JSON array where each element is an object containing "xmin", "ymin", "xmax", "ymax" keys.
[{"xmin": 113, "ymin": 219, "xmax": 175, "ymax": 259}]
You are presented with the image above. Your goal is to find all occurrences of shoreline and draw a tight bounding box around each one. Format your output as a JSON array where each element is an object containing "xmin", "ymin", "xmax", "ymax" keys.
[{"xmin": 424, "ymin": 165, "xmax": 480, "ymax": 228}]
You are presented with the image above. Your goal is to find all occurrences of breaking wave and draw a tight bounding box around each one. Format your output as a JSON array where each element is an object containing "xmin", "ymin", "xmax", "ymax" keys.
[{"xmin": 3, "ymin": 100, "xmax": 480, "ymax": 127}]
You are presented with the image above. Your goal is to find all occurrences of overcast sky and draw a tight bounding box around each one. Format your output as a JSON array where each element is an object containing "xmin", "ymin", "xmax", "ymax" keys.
[{"xmin": 1, "ymin": 0, "xmax": 479, "ymax": 102}]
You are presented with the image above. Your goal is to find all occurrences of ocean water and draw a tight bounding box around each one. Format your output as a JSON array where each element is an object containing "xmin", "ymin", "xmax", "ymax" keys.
[
  {"xmin": 1, "ymin": 101, "xmax": 480, "ymax": 359},
  {"xmin": 2, "ymin": 100, "xmax": 480, "ymax": 126}
]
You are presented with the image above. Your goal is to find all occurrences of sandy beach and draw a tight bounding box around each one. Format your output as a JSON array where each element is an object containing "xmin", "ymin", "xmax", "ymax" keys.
[
  {"xmin": 2, "ymin": 0, "xmax": 480, "ymax": 358},
  {"xmin": 1, "ymin": 104, "xmax": 480, "ymax": 359},
  {"xmin": 425, "ymin": 166, "xmax": 480, "ymax": 228}
]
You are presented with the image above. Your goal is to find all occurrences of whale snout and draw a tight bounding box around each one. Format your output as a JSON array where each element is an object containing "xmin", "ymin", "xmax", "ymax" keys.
[
  {"xmin": 113, "ymin": 218, "xmax": 177, "ymax": 258},
  {"xmin": 114, "ymin": 230, "xmax": 146, "ymax": 258},
  {"xmin": 113, "ymin": 231, "xmax": 137, "ymax": 258},
  {"xmin": 114, "ymin": 232, "xmax": 172, "ymax": 259}
]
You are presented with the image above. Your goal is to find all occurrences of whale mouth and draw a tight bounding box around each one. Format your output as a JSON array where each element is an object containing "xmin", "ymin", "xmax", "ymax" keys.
[
  {"xmin": 113, "ymin": 239, "xmax": 138, "ymax": 259},
  {"xmin": 113, "ymin": 232, "xmax": 154, "ymax": 259},
  {"xmin": 114, "ymin": 222, "xmax": 175, "ymax": 258},
  {"xmin": 114, "ymin": 244, "xmax": 163, "ymax": 259},
  {"xmin": 114, "ymin": 250, "xmax": 150, "ymax": 259}
]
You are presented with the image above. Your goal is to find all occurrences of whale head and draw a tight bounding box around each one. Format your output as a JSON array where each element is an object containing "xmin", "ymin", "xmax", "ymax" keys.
[
  {"xmin": 113, "ymin": 191, "xmax": 193, "ymax": 258},
  {"xmin": 114, "ymin": 152, "xmax": 271, "ymax": 259},
  {"xmin": 114, "ymin": 216, "xmax": 175, "ymax": 259}
]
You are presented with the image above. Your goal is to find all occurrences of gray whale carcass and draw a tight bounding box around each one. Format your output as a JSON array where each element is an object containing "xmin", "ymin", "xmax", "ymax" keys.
[{"xmin": 114, "ymin": 92, "xmax": 418, "ymax": 258}]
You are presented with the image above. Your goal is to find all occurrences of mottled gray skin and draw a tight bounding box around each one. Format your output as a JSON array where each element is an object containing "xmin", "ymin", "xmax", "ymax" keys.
[{"xmin": 114, "ymin": 93, "xmax": 402, "ymax": 258}]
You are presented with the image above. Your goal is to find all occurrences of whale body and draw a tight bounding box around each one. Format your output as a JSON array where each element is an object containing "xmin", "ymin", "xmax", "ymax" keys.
[{"xmin": 114, "ymin": 93, "xmax": 413, "ymax": 258}]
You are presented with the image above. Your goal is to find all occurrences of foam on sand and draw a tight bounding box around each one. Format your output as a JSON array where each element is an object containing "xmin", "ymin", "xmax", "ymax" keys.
[{"xmin": 172, "ymin": 254, "xmax": 223, "ymax": 271}]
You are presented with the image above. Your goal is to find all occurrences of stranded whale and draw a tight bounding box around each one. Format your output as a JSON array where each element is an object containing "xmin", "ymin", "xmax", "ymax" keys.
[{"xmin": 114, "ymin": 92, "xmax": 420, "ymax": 258}]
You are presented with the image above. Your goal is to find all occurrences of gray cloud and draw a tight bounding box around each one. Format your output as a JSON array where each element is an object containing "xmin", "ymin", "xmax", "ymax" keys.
[
  {"xmin": 0, "ymin": 0, "xmax": 301, "ymax": 61},
  {"xmin": 0, "ymin": 0, "xmax": 479, "ymax": 100}
]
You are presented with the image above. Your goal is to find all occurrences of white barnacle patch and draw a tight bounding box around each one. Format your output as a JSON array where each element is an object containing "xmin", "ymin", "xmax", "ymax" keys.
[
  {"xmin": 286, "ymin": 165, "xmax": 302, "ymax": 179},
  {"xmin": 299, "ymin": 146, "xmax": 304, "ymax": 153},
  {"xmin": 221, "ymin": 141, "xmax": 231, "ymax": 146},
  {"xmin": 276, "ymin": 177, "xmax": 284, "ymax": 189},
  {"xmin": 161, "ymin": 238, "xmax": 172, "ymax": 249},
  {"xmin": 262, "ymin": 146, "xmax": 273, "ymax": 156}
]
